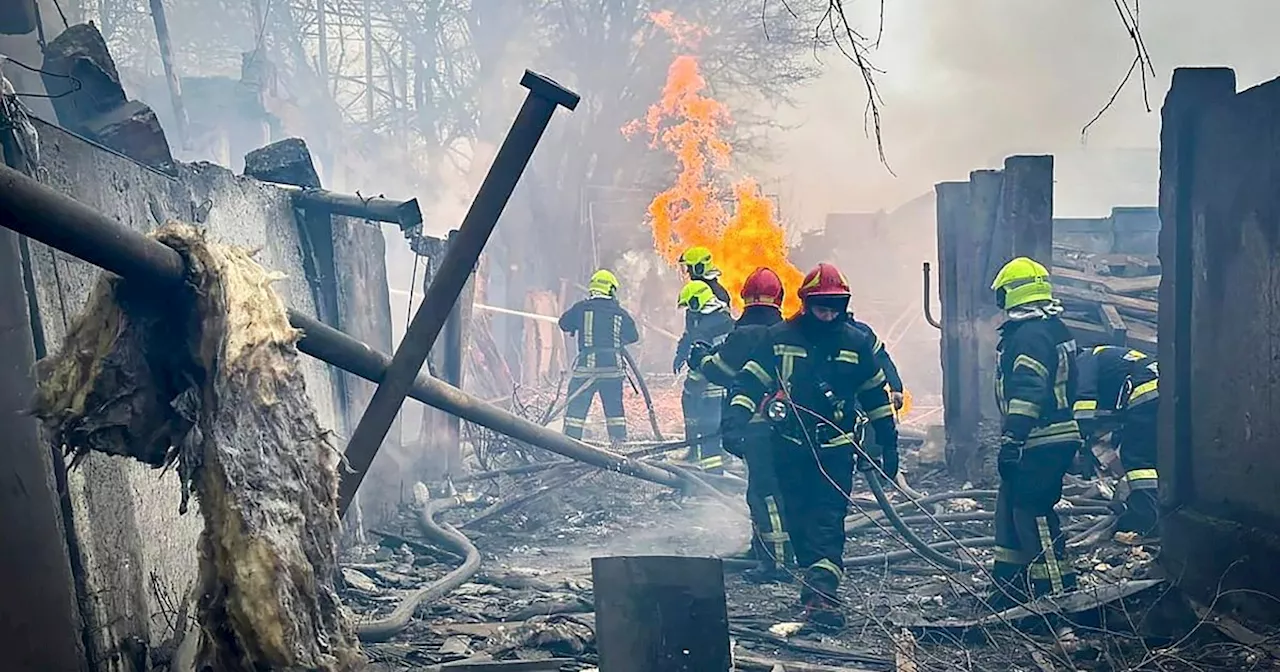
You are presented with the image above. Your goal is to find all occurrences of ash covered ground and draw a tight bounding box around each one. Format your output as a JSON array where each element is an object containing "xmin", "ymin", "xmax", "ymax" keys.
[{"xmin": 341, "ymin": 453, "xmax": 1270, "ymax": 671}]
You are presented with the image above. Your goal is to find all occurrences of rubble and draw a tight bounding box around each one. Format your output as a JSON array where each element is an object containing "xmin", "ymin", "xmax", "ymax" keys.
[
  {"xmin": 31, "ymin": 222, "xmax": 361, "ymax": 670},
  {"xmin": 42, "ymin": 23, "xmax": 176, "ymax": 174},
  {"xmin": 1052, "ymin": 243, "xmax": 1160, "ymax": 351}
]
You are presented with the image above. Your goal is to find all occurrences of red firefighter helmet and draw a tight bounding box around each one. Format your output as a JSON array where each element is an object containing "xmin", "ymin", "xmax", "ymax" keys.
[
  {"xmin": 796, "ymin": 262, "xmax": 851, "ymax": 300},
  {"xmin": 741, "ymin": 267, "xmax": 784, "ymax": 308}
]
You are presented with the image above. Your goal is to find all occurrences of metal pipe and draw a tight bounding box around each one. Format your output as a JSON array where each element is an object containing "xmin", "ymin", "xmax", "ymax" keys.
[
  {"xmin": 148, "ymin": 0, "xmax": 189, "ymax": 148},
  {"xmin": 922, "ymin": 261, "xmax": 942, "ymax": 330},
  {"xmin": 271, "ymin": 183, "xmax": 423, "ymax": 230},
  {"xmin": 0, "ymin": 162, "xmax": 188, "ymax": 287},
  {"xmin": 294, "ymin": 316, "xmax": 683, "ymax": 490},
  {"xmin": 337, "ymin": 71, "xmax": 580, "ymax": 514},
  {"xmin": 0, "ymin": 161, "xmax": 683, "ymax": 494}
]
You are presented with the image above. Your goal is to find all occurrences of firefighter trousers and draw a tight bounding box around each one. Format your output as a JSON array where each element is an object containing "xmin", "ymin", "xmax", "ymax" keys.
[
  {"xmin": 993, "ymin": 441, "xmax": 1079, "ymax": 605},
  {"xmin": 744, "ymin": 440, "xmax": 793, "ymax": 571},
  {"xmin": 682, "ymin": 384, "xmax": 725, "ymax": 473},
  {"xmin": 563, "ymin": 372, "xmax": 626, "ymax": 442},
  {"xmin": 774, "ymin": 441, "xmax": 853, "ymax": 608},
  {"xmin": 1116, "ymin": 403, "xmax": 1159, "ymax": 537}
]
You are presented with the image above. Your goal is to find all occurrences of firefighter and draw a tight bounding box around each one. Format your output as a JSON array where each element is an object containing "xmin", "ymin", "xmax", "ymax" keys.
[
  {"xmin": 1073, "ymin": 345, "xmax": 1160, "ymax": 542},
  {"xmin": 674, "ymin": 279, "xmax": 735, "ymax": 473},
  {"xmin": 723, "ymin": 262, "xmax": 899, "ymax": 629},
  {"xmin": 847, "ymin": 313, "xmax": 907, "ymax": 411},
  {"xmin": 558, "ymin": 269, "xmax": 639, "ymax": 443},
  {"xmin": 678, "ymin": 246, "xmax": 732, "ymax": 305},
  {"xmin": 989, "ymin": 256, "xmax": 1082, "ymax": 608},
  {"xmin": 689, "ymin": 267, "xmax": 793, "ymax": 581}
]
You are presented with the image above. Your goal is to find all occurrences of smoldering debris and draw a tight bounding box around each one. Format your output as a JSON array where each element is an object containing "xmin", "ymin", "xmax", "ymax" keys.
[{"xmin": 32, "ymin": 222, "xmax": 362, "ymax": 671}]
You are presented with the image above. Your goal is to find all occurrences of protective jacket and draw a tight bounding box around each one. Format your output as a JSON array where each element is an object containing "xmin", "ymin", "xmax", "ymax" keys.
[
  {"xmin": 675, "ymin": 309, "xmax": 735, "ymax": 380},
  {"xmin": 1073, "ymin": 345, "xmax": 1157, "ymax": 433},
  {"xmin": 1073, "ymin": 345, "xmax": 1160, "ymax": 537},
  {"xmin": 849, "ymin": 317, "xmax": 904, "ymax": 393},
  {"xmin": 699, "ymin": 306, "xmax": 782, "ymax": 453},
  {"xmin": 558, "ymin": 297, "xmax": 639, "ymax": 377},
  {"xmin": 995, "ymin": 312, "xmax": 1082, "ymax": 449},
  {"xmin": 727, "ymin": 316, "xmax": 897, "ymax": 451}
]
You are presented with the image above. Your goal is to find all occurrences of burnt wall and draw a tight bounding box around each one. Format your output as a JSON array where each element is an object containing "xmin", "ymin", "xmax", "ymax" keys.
[
  {"xmin": 21, "ymin": 119, "xmax": 388, "ymax": 668},
  {"xmin": 1158, "ymin": 67, "xmax": 1280, "ymax": 623}
]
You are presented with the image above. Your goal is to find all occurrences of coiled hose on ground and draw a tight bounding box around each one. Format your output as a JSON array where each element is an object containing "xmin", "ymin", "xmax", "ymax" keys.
[{"xmin": 356, "ymin": 494, "xmax": 482, "ymax": 642}]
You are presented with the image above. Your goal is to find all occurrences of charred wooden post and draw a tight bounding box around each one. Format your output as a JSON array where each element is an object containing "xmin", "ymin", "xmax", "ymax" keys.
[
  {"xmin": 147, "ymin": 0, "xmax": 188, "ymax": 147},
  {"xmin": 933, "ymin": 181, "xmax": 973, "ymax": 477},
  {"xmin": 935, "ymin": 156, "xmax": 1054, "ymax": 482},
  {"xmin": 0, "ymin": 225, "xmax": 88, "ymax": 671},
  {"xmin": 337, "ymin": 70, "xmax": 579, "ymax": 514},
  {"xmin": 592, "ymin": 556, "xmax": 730, "ymax": 672}
]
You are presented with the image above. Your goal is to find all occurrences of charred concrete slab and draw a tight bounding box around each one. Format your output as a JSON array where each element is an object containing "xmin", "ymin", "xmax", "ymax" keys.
[
  {"xmin": 1158, "ymin": 66, "xmax": 1280, "ymax": 624},
  {"xmin": 82, "ymin": 99, "xmax": 176, "ymax": 174},
  {"xmin": 933, "ymin": 156, "xmax": 1054, "ymax": 483},
  {"xmin": 42, "ymin": 24, "xmax": 176, "ymax": 174},
  {"xmin": 244, "ymin": 137, "xmax": 321, "ymax": 188}
]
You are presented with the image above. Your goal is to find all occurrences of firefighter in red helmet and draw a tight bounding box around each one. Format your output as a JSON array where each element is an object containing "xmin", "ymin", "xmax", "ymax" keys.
[
  {"xmin": 723, "ymin": 262, "xmax": 899, "ymax": 629},
  {"xmin": 689, "ymin": 267, "xmax": 793, "ymax": 582}
]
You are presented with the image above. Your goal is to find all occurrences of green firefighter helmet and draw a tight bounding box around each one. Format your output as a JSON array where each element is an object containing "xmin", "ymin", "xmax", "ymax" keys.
[
  {"xmin": 677, "ymin": 279, "xmax": 718, "ymax": 313},
  {"xmin": 678, "ymin": 246, "xmax": 719, "ymax": 279},
  {"xmin": 588, "ymin": 269, "xmax": 619, "ymax": 297},
  {"xmin": 990, "ymin": 256, "xmax": 1053, "ymax": 310}
]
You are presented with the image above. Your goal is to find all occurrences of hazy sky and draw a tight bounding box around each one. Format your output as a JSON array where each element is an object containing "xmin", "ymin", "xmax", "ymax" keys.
[{"xmin": 758, "ymin": 0, "xmax": 1280, "ymax": 222}]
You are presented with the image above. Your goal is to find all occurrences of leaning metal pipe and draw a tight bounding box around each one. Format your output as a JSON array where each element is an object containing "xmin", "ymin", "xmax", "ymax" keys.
[
  {"xmin": 621, "ymin": 346, "xmax": 665, "ymax": 441},
  {"xmin": 356, "ymin": 494, "xmax": 481, "ymax": 642},
  {"xmin": 0, "ymin": 162, "xmax": 685, "ymax": 493},
  {"xmin": 339, "ymin": 71, "xmax": 581, "ymax": 514}
]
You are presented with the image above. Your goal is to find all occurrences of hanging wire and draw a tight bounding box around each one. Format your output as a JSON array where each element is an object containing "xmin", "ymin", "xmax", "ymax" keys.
[{"xmin": 1, "ymin": 56, "xmax": 83, "ymax": 99}]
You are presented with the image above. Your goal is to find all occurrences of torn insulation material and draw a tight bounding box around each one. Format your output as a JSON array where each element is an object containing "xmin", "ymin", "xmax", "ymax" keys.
[{"xmin": 32, "ymin": 222, "xmax": 363, "ymax": 671}]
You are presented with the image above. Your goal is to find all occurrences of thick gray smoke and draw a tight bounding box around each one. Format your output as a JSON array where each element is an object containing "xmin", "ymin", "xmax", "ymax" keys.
[{"xmin": 765, "ymin": 0, "xmax": 1280, "ymax": 221}]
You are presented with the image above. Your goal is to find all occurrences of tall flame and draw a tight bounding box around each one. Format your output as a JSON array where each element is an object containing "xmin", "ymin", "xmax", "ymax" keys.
[{"xmin": 623, "ymin": 12, "xmax": 804, "ymax": 314}]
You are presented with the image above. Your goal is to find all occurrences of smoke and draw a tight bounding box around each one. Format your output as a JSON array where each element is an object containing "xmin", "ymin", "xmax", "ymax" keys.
[{"xmin": 763, "ymin": 0, "xmax": 1280, "ymax": 222}]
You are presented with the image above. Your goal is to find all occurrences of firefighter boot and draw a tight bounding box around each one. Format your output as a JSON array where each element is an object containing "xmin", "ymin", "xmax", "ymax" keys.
[
  {"xmin": 1116, "ymin": 489, "xmax": 1160, "ymax": 544},
  {"xmin": 986, "ymin": 561, "xmax": 1031, "ymax": 611},
  {"xmin": 799, "ymin": 565, "xmax": 845, "ymax": 631}
]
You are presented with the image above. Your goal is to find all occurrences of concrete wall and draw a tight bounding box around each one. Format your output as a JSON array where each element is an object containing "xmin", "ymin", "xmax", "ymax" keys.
[
  {"xmin": 1158, "ymin": 67, "xmax": 1280, "ymax": 623},
  {"xmin": 1053, "ymin": 207, "xmax": 1160, "ymax": 255},
  {"xmin": 22, "ymin": 119, "xmax": 387, "ymax": 668}
]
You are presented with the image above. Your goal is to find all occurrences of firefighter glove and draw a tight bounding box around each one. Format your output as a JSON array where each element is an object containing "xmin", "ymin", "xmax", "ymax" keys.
[
  {"xmin": 688, "ymin": 340, "xmax": 712, "ymax": 370},
  {"xmin": 672, "ymin": 353, "xmax": 685, "ymax": 374},
  {"xmin": 891, "ymin": 391, "xmax": 905, "ymax": 410},
  {"xmin": 997, "ymin": 435, "xmax": 1023, "ymax": 481}
]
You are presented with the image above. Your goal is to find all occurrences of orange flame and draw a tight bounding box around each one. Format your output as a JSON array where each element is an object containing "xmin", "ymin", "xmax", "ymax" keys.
[{"xmin": 623, "ymin": 12, "xmax": 804, "ymax": 314}]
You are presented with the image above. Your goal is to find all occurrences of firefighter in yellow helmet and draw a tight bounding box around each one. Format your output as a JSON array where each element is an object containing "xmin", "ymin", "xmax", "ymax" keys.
[
  {"xmin": 674, "ymin": 279, "xmax": 734, "ymax": 473},
  {"xmin": 1073, "ymin": 345, "xmax": 1160, "ymax": 543},
  {"xmin": 679, "ymin": 246, "xmax": 732, "ymax": 305},
  {"xmin": 989, "ymin": 256, "xmax": 1082, "ymax": 608},
  {"xmin": 558, "ymin": 270, "xmax": 639, "ymax": 443}
]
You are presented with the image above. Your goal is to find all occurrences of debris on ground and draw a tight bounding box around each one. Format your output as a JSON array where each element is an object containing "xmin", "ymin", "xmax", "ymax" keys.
[{"xmin": 33, "ymin": 222, "xmax": 361, "ymax": 671}]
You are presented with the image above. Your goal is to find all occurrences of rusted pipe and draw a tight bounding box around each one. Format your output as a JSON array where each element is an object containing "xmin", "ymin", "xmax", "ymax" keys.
[
  {"xmin": 923, "ymin": 261, "xmax": 942, "ymax": 330},
  {"xmin": 338, "ymin": 71, "xmax": 580, "ymax": 514},
  {"xmin": 271, "ymin": 183, "xmax": 424, "ymax": 232},
  {"xmin": 0, "ymin": 161, "xmax": 686, "ymax": 495}
]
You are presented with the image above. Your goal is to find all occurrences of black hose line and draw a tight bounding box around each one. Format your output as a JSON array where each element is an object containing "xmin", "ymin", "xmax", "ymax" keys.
[
  {"xmin": 865, "ymin": 474, "xmax": 980, "ymax": 570},
  {"xmin": 356, "ymin": 495, "xmax": 483, "ymax": 642}
]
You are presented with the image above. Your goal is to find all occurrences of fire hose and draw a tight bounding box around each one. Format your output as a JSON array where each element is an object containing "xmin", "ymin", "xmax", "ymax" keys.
[{"xmin": 356, "ymin": 494, "xmax": 483, "ymax": 642}]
